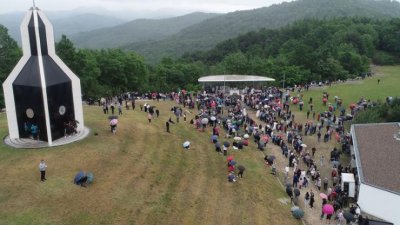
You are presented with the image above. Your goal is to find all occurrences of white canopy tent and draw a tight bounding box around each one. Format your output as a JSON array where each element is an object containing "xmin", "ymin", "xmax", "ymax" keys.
[{"xmin": 198, "ymin": 75, "xmax": 275, "ymax": 93}]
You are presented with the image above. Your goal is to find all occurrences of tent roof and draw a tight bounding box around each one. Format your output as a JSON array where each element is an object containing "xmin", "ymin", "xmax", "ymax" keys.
[{"xmin": 198, "ymin": 75, "xmax": 275, "ymax": 83}]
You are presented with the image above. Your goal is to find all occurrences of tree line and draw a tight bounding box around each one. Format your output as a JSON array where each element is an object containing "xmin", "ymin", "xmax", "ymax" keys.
[{"xmin": 1, "ymin": 17, "xmax": 400, "ymax": 107}]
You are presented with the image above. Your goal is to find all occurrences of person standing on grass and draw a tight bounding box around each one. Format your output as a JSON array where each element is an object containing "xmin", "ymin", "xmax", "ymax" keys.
[
  {"xmin": 237, "ymin": 165, "xmax": 245, "ymax": 178},
  {"xmin": 156, "ymin": 109, "xmax": 160, "ymax": 118},
  {"xmin": 110, "ymin": 103, "xmax": 115, "ymax": 114},
  {"xmin": 147, "ymin": 113, "xmax": 153, "ymax": 123},
  {"xmin": 320, "ymin": 155, "xmax": 324, "ymax": 167},
  {"xmin": 166, "ymin": 121, "xmax": 170, "ymax": 133},
  {"xmin": 39, "ymin": 160, "xmax": 47, "ymax": 182},
  {"xmin": 118, "ymin": 104, "xmax": 122, "ymax": 115}
]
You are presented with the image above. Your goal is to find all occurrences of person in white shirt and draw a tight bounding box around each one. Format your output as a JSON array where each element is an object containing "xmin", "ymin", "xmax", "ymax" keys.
[{"xmin": 39, "ymin": 160, "xmax": 47, "ymax": 182}]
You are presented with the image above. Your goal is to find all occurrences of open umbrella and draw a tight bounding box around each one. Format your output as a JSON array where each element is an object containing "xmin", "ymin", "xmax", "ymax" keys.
[
  {"xmin": 211, "ymin": 135, "xmax": 218, "ymax": 141},
  {"xmin": 86, "ymin": 172, "xmax": 94, "ymax": 184},
  {"xmin": 201, "ymin": 118, "xmax": 209, "ymax": 124},
  {"xmin": 292, "ymin": 209, "xmax": 304, "ymax": 219},
  {"xmin": 266, "ymin": 155, "xmax": 276, "ymax": 163},
  {"xmin": 233, "ymin": 136, "xmax": 242, "ymax": 141},
  {"xmin": 291, "ymin": 206, "xmax": 299, "ymax": 212},
  {"xmin": 343, "ymin": 211, "xmax": 354, "ymax": 221},
  {"xmin": 301, "ymin": 143, "xmax": 307, "ymax": 148},
  {"xmin": 261, "ymin": 135, "xmax": 269, "ymax": 142},
  {"xmin": 108, "ymin": 115, "xmax": 118, "ymax": 120},
  {"xmin": 286, "ymin": 186, "xmax": 293, "ymax": 196},
  {"xmin": 229, "ymin": 160, "xmax": 237, "ymax": 166},
  {"xmin": 319, "ymin": 193, "xmax": 328, "ymax": 199},
  {"xmin": 183, "ymin": 141, "xmax": 190, "ymax": 148},
  {"xmin": 74, "ymin": 171, "xmax": 85, "ymax": 184},
  {"xmin": 322, "ymin": 204, "xmax": 334, "ymax": 215},
  {"xmin": 110, "ymin": 119, "xmax": 118, "ymax": 126},
  {"xmin": 210, "ymin": 116, "xmax": 216, "ymax": 121},
  {"xmin": 227, "ymin": 156, "xmax": 234, "ymax": 161},
  {"xmin": 243, "ymin": 134, "xmax": 250, "ymax": 139},
  {"xmin": 223, "ymin": 141, "xmax": 230, "ymax": 147},
  {"xmin": 293, "ymin": 188, "xmax": 300, "ymax": 197},
  {"xmin": 331, "ymin": 161, "xmax": 341, "ymax": 167}
]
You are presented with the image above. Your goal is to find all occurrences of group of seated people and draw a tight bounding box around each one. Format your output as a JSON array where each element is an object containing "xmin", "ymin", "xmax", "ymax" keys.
[{"xmin": 24, "ymin": 122, "xmax": 39, "ymax": 140}]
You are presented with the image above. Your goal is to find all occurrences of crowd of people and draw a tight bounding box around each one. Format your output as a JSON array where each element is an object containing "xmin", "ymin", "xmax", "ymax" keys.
[{"xmin": 92, "ymin": 83, "xmax": 366, "ymax": 223}]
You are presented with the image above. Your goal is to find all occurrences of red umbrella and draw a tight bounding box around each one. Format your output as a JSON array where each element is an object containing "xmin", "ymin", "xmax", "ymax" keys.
[
  {"xmin": 277, "ymin": 133, "xmax": 285, "ymax": 138},
  {"xmin": 322, "ymin": 204, "xmax": 334, "ymax": 215},
  {"xmin": 227, "ymin": 156, "xmax": 234, "ymax": 161},
  {"xmin": 319, "ymin": 193, "xmax": 328, "ymax": 199},
  {"xmin": 262, "ymin": 135, "xmax": 269, "ymax": 142}
]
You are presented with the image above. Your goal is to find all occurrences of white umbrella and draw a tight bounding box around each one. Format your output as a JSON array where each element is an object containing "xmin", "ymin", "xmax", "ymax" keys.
[
  {"xmin": 210, "ymin": 116, "xmax": 216, "ymax": 121},
  {"xmin": 110, "ymin": 119, "xmax": 118, "ymax": 126},
  {"xmin": 301, "ymin": 143, "xmax": 307, "ymax": 148},
  {"xmin": 243, "ymin": 134, "xmax": 250, "ymax": 139},
  {"xmin": 183, "ymin": 141, "xmax": 190, "ymax": 148},
  {"xmin": 201, "ymin": 118, "xmax": 209, "ymax": 124},
  {"xmin": 233, "ymin": 136, "xmax": 242, "ymax": 141}
]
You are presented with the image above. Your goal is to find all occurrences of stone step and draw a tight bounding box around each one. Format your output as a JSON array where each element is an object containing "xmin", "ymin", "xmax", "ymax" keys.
[{"xmin": 3, "ymin": 127, "xmax": 90, "ymax": 149}]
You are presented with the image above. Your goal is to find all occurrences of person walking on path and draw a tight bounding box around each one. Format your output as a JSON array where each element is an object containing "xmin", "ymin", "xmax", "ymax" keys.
[
  {"xmin": 293, "ymin": 173, "xmax": 299, "ymax": 188},
  {"xmin": 237, "ymin": 165, "xmax": 245, "ymax": 178},
  {"xmin": 39, "ymin": 160, "xmax": 47, "ymax": 182},
  {"xmin": 166, "ymin": 121, "xmax": 170, "ymax": 132},
  {"xmin": 309, "ymin": 190, "xmax": 315, "ymax": 208},
  {"xmin": 304, "ymin": 191, "xmax": 310, "ymax": 208},
  {"xmin": 312, "ymin": 147, "xmax": 316, "ymax": 157}
]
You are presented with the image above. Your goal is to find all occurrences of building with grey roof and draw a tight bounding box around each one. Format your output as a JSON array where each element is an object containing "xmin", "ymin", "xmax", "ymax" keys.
[{"xmin": 351, "ymin": 123, "xmax": 400, "ymax": 225}]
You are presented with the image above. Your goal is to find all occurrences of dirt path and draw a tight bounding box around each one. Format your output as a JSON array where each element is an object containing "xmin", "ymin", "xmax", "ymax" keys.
[{"xmin": 246, "ymin": 109, "xmax": 334, "ymax": 225}]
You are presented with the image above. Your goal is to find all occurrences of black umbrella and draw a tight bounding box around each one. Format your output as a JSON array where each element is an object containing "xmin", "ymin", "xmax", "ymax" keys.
[
  {"xmin": 108, "ymin": 115, "xmax": 118, "ymax": 119},
  {"xmin": 223, "ymin": 141, "xmax": 230, "ymax": 147},
  {"xmin": 292, "ymin": 209, "xmax": 304, "ymax": 219},
  {"xmin": 293, "ymin": 188, "xmax": 300, "ymax": 197},
  {"xmin": 266, "ymin": 155, "xmax": 276, "ymax": 164},
  {"xmin": 286, "ymin": 186, "xmax": 293, "ymax": 197},
  {"xmin": 343, "ymin": 211, "xmax": 354, "ymax": 221}
]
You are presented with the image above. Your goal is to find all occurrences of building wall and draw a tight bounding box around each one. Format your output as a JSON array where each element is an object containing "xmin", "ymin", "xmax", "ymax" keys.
[{"xmin": 358, "ymin": 184, "xmax": 400, "ymax": 224}]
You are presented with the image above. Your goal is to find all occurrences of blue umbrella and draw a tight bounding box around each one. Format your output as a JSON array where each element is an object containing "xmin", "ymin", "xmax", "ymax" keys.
[
  {"xmin": 211, "ymin": 135, "xmax": 218, "ymax": 141},
  {"xmin": 74, "ymin": 171, "xmax": 85, "ymax": 184},
  {"xmin": 292, "ymin": 209, "xmax": 304, "ymax": 219},
  {"xmin": 229, "ymin": 160, "xmax": 237, "ymax": 166},
  {"xmin": 86, "ymin": 172, "xmax": 94, "ymax": 184}
]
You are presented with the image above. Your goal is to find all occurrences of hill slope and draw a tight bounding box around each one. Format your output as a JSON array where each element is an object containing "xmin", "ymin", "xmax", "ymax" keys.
[
  {"xmin": 70, "ymin": 12, "xmax": 219, "ymax": 49},
  {"xmin": 0, "ymin": 13, "xmax": 125, "ymax": 44},
  {"xmin": 123, "ymin": 0, "xmax": 400, "ymax": 63}
]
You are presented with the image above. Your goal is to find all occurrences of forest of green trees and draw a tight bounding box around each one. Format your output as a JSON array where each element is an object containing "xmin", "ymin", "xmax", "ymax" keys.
[{"xmin": 1, "ymin": 17, "xmax": 400, "ymax": 108}]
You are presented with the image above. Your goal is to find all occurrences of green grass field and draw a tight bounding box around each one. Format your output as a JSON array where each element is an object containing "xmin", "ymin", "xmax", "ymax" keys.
[
  {"xmin": 296, "ymin": 66, "xmax": 400, "ymax": 115},
  {"xmin": 0, "ymin": 66, "xmax": 398, "ymax": 225}
]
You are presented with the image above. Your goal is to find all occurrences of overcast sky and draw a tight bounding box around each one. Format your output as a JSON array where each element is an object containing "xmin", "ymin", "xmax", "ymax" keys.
[{"xmin": 0, "ymin": 0, "xmax": 288, "ymax": 14}]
